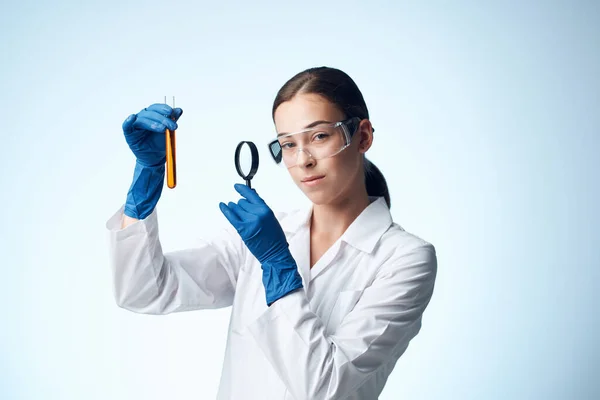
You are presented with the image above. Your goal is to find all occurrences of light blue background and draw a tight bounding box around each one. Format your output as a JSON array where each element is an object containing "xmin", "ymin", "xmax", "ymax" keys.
[{"xmin": 1, "ymin": 1, "xmax": 598, "ymax": 399}]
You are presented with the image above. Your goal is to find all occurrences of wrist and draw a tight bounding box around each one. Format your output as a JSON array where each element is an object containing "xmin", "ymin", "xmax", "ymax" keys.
[
  {"xmin": 261, "ymin": 251, "xmax": 303, "ymax": 307},
  {"xmin": 124, "ymin": 162, "xmax": 166, "ymax": 219},
  {"xmin": 265, "ymin": 275, "xmax": 303, "ymax": 307},
  {"xmin": 135, "ymin": 159, "xmax": 166, "ymax": 172},
  {"xmin": 136, "ymin": 156, "xmax": 166, "ymax": 168},
  {"xmin": 258, "ymin": 241, "xmax": 292, "ymax": 265}
]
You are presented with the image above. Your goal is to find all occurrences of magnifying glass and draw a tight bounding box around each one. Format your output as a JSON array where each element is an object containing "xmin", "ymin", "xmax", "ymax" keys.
[{"xmin": 235, "ymin": 141, "xmax": 259, "ymax": 188}]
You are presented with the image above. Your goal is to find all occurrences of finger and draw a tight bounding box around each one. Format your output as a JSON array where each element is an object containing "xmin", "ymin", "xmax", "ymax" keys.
[
  {"xmin": 138, "ymin": 109, "xmax": 178, "ymax": 131},
  {"xmin": 122, "ymin": 114, "xmax": 137, "ymax": 133},
  {"xmin": 227, "ymin": 201, "xmax": 254, "ymax": 220},
  {"xmin": 131, "ymin": 116, "xmax": 169, "ymax": 134},
  {"xmin": 234, "ymin": 183, "xmax": 264, "ymax": 205},
  {"xmin": 145, "ymin": 103, "xmax": 174, "ymax": 117},
  {"xmin": 132, "ymin": 116, "xmax": 176, "ymax": 134},
  {"xmin": 237, "ymin": 198, "xmax": 263, "ymax": 214},
  {"xmin": 219, "ymin": 202, "xmax": 241, "ymax": 225}
]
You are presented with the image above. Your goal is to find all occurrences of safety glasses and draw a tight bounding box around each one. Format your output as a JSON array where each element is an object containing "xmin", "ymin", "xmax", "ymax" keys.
[{"xmin": 268, "ymin": 117, "xmax": 363, "ymax": 168}]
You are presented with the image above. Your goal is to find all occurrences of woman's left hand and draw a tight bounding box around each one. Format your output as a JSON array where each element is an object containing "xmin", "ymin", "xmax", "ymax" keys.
[{"xmin": 219, "ymin": 184, "xmax": 303, "ymax": 306}]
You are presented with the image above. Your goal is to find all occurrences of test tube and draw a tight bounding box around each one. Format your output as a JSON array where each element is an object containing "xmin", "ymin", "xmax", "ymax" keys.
[{"xmin": 165, "ymin": 96, "xmax": 176, "ymax": 189}]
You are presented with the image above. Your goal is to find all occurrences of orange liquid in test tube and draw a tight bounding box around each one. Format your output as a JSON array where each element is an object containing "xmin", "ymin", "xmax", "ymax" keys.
[
  {"xmin": 166, "ymin": 127, "xmax": 176, "ymax": 188},
  {"xmin": 165, "ymin": 95, "xmax": 176, "ymax": 189}
]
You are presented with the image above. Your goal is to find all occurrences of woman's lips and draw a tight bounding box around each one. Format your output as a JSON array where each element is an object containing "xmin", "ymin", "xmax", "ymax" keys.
[{"xmin": 301, "ymin": 176, "xmax": 325, "ymax": 186}]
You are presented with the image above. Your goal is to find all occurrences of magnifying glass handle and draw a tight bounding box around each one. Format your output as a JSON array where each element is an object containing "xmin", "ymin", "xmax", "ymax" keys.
[{"xmin": 245, "ymin": 179, "xmax": 252, "ymax": 189}]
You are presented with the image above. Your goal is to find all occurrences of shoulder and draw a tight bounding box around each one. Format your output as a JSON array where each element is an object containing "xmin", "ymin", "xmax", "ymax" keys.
[
  {"xmin": 376, "ymin": 223, "xmax": 437, "ymax": 279},
  {"xmin": 383, "ymin": 222, "xmax": 436, "ymax": 254}
]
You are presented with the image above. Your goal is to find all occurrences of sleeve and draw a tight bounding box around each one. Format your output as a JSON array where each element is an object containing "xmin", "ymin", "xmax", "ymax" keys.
[
  {"xmin": 105, "ymin": 204, "xmax": 247, "ymax": 315},
  {"xmin": 246, "ymin": 243, "xmax": 437, "ymax": 400}
]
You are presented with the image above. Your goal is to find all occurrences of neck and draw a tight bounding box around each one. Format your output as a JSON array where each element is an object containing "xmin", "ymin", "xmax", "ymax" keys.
[{"xmin": 310, "ymin": 185, "xmax": 371, "ymax": 239}]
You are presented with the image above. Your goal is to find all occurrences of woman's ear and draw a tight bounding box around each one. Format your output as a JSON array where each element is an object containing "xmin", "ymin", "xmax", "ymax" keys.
[{"xmin": 357, "ymin": 119, "xmax": 374, "ymax": 154}]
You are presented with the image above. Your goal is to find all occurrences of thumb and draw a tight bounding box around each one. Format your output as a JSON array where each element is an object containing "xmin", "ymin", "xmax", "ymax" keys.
[{"xmin": 172, "ymin": 107, "xmax": 183, "ymax": 122}]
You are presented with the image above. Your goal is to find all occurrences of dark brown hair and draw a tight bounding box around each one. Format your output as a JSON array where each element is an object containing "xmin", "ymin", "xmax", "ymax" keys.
[{"xmin": 272, "ymin": 66, "xmax": 390, "ymax": 208}]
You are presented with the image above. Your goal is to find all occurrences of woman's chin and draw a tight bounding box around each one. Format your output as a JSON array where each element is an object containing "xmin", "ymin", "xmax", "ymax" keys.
[
  {"xmin": 295, "ymin": 179, "xmax": 343, "ymax": 205},
  {"xmin": 303, "ymin": 189, "xmax": 337, "ymax": 206}
]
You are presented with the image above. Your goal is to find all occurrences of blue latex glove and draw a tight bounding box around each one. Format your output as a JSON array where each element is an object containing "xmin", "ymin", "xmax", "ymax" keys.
[
  {"xmin": 122, "ymin": 104, "xmax": 183, "ymax": 219},
  {"xmin": 219, "ymin": 184, "xmax": 304, "ymax": 306}
]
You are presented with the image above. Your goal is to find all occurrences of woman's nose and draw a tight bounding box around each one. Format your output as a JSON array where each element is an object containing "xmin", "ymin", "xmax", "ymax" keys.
[{"xmin": 295, "ymin": 148, "xmax": 315, "ymax": 168}]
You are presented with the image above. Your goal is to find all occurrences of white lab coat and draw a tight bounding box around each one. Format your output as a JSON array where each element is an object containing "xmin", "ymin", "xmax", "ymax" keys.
[{"xmin": 105, "ymin": 196, "xmax": 437, "ymax": 400}]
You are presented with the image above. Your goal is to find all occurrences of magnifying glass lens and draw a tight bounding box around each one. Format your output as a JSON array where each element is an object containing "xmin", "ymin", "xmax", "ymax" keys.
[
  {"xmin": 239, "ymin": 143, "xmax": 253, "ymax": 176},
  {"xmin": 235, "ymin": 141, "xmax": 259, "ymax": 188}
]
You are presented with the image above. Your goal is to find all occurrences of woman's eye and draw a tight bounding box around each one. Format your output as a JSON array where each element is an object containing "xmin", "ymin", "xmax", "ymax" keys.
[
  {"xmin": 281, "ymin": 142, "xmax": 295, "ymax": 149},
  {"xmin": 313, "ymin": 132, "xmax": 330, "ymax": 141}
]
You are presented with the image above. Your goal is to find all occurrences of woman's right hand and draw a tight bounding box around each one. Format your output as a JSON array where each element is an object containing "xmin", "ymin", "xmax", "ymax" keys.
[{"xmin": 122, "ymin": 104, "xmax": 183, "ymax": 167}]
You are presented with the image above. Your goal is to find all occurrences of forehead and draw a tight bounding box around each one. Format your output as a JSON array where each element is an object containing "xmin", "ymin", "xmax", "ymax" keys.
[{"xmin": 274, "ymin": 93, "xmax": 345, "ymax": 135}]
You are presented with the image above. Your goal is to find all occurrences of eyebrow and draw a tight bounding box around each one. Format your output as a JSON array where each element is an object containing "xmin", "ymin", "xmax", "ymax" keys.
[{"xmin": 277, "ymin": 120, "xmax": 332, "ymax": 137}]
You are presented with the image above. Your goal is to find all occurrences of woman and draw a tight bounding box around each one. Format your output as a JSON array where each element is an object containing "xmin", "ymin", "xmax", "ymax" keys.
[{"xmin": 106, "ymin": 66, "xmax": 438, "ymax": 400}]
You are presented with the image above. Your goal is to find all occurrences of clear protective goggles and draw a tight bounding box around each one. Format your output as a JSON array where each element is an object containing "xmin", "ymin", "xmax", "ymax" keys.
[{"xmin": 268, "ymin": 117, "xmax": 366, "ymax": 168}]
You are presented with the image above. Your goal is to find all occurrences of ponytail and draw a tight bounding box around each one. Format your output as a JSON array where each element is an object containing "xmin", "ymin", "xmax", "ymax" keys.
[{"xmin": 364, "ymin": 158, "xmax": 390, "ymax": 208}]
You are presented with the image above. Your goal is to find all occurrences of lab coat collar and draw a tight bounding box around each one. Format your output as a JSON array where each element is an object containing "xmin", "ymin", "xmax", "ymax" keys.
[
  {"xmin": 280, "ymin": 203, "xmax": 313, "ymax": 235},
  {"xmin": 341, "ymin": 196, "xmax": 393, "ymax": 253},
  {"xmin": 280, "ymin": 196, "xmax": 392, "ymax": 254}
]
